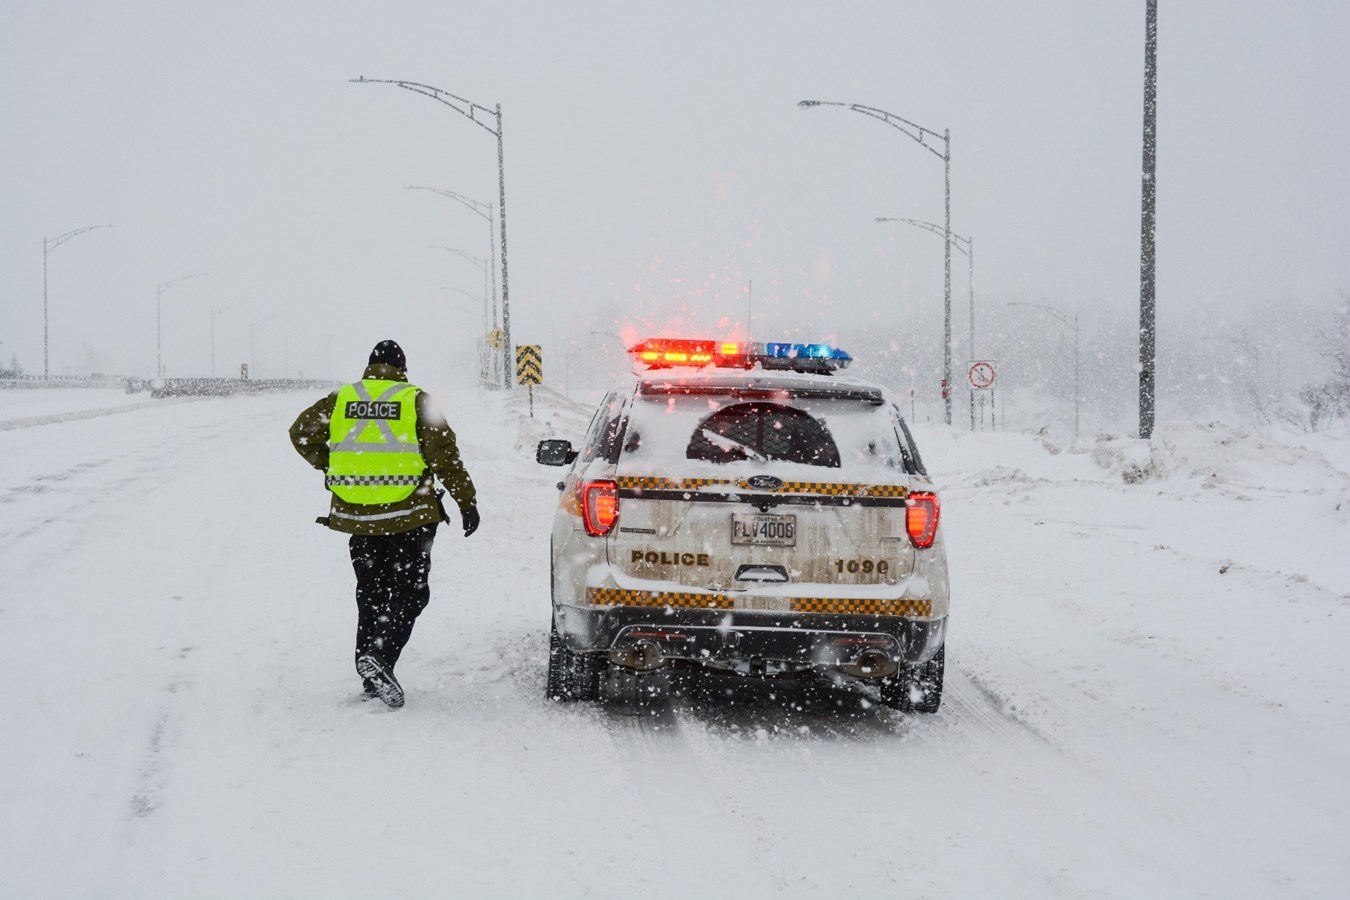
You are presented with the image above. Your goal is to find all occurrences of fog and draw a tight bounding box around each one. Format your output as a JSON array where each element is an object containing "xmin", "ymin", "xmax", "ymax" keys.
[{"xmin": 3, "ymin": 1, "xmax": 1347, "ymax": 434}]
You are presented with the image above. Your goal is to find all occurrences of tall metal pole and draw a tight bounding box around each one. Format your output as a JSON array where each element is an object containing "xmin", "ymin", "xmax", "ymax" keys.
[
  {"xmin": 1073, "ymin": 313, "xmax": 1082, "ymax": 441},
  {"xmin": 41, "ymin": 225, "xmax": 113, "ymax": 378},
  {"xmin": 968, "ymin": 236, "xmax": 976, "ymax": 362},
  {"xmin": 352, "ymin": 77, "xmax": 514, "ymax": 388},
  {"xmin": 488, "ymin": 202, "xmax": 500, "ymax": 386},
  {"xmin": 799, "ymin": 100, "xmax": 952, "ymax": 423},
  {"xmin": 967, "ymin": 235, "xmax": 976, "ymax": 430},
  {"xmin": 209, "ymin": 302, "xmax": 244, "ymax": 378},
  {"xmin": 157, "ymin": 273, "xmax": 207, "ymax": 379},
  {"xmin": 42, "ymin": 239, "xmax": 49, "ymax": 378},
  {"xmin": 1007, "ymin": 301, "xmax": 1081, "ymax": 440},
  {"xmin": 942, "ymin": 129, "xmax": 952, "ymax": 426},
  {"xmin": 875, "ymin": 215, "xmax": 970, "ymax": 427},
  {"xmin": 1139, "ymin": 0, "xmax": 1159, "ymax": 438},
  {"xmin": 406, "ymin": 185, "xmax": 500, "ymax": 386},
  {"xmin": 495, "ymin": 104, "xmax": 512, "ymax": 390}
]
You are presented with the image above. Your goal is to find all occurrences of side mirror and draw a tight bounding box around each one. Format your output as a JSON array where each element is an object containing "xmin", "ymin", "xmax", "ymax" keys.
[{"xmin": 536, "ymin": 439, "xmax": 578, "ymax": 467}]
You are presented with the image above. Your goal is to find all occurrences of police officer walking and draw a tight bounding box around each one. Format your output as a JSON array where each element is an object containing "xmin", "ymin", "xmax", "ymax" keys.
[{"xmin": 289, "ymin": 339, "xmax": 479, "ymax": 708}]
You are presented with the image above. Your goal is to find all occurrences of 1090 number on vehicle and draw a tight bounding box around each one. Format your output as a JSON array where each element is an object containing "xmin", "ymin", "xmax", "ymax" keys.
[{"xmin": 834, "ymin": 558, "xmax": 890, "ymax": 575}]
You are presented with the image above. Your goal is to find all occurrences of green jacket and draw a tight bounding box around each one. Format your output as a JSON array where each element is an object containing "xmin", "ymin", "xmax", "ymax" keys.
[{"xmin": 289, "ymin": 363, "xmax": 477, "ymax": 535}]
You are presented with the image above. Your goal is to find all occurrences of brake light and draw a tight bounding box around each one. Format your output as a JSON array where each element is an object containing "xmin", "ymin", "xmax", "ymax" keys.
[
  {"xmin": 580, "ymin": 479, "xmax": 619, "ymax": 536},
  {"xmin": 905, "ymin": 492, "xmax": 940, "ymax": 549}
]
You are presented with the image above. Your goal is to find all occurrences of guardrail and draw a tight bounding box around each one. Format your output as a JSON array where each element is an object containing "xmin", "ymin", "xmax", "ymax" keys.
[
  {"xmin": 0, "ymin": 375, "xmax": 129, "ymax": 390},
  {"xmin": 0, "ymin": 376, "xmax": 336, "ymax": 397},
  {"xmin": 148, "ymin": 378, "xmax": 338, "ymax": 398}
]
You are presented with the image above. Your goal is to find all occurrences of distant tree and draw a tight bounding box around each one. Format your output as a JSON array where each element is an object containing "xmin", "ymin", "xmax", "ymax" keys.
[
  {"xmin": 1282, "ymin": 294, "xmax": 1350, "ymax": 430},
  {"xmin": 0, "ymin": 352, "xmax": 24, "ymax": 379}
]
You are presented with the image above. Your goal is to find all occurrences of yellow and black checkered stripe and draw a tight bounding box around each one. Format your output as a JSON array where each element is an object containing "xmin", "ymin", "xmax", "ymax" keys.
[
  {"xmin": 587, "ymin": 588, "xmax": 931, "ymax": 618},
  {"xmin": 586, "ymin": 588, "xmax": 735, "ymax": 609},
  {"xmin": 616, "ymin": 476, "xmax": 735, "ymax": 491},
  {"xmin": 789, "ymin": 597, "xmax": 932, "ymax": 617},
  {"xmin": 615, "ymin": 475, "xmax": 909, "ymax": 499}
]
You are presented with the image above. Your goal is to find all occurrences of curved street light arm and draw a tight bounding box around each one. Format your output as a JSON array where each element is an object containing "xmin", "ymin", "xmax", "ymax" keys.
[
  {"xmin": 447, "ymin": 287, "xmax": 484, "ymax": 308},
  {"xmin": 429, "ymin": 244, "xmax": 488, "ymax": 271},
  {"xmin": 351, "ymin": 77, "xmax": 500, "ymax": 138},
  {"xmin": 799, "ymin": 100, "xmax": 946, "ymax": 161},
  {"xmin": 354, "ymin": 74, "xmax": 513, "ymax": 390},
  {"xmin": 406, "ymin": 185, "xmax": 492, "ymax": 222},
  {"xmin": 46, "ymin": 224, "xmax": 114, "ymax": 252},
  {"xmin": 210, "ymin": 300, "xmax": 246, "ymax": 322},
  {"xmin": 875, "ymin": 217, "xmax": 970, "ymax": 256},
  {"xmin": 1006, "ymin": 301, "xmax": 1080, "ymax": 440},
  {"xmin": 1006, "ymin": 301, "xmax": 1072, "ymax": 329},
  {"xmin": 158, "ymin": 271, "xmax": 208, "ymax": 295}
]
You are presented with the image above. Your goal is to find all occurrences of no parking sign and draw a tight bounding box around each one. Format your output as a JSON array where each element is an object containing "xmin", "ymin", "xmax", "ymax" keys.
[{"xmin": 968, "ymin": 361, "xmax": 996, "ymax": 390}]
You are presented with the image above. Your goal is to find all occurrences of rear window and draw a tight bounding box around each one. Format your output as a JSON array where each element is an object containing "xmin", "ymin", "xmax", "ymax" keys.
[
  {"xmin": 687, "ymin": 402, "xmax": 840, "ymax": 467},
  {"xmin": 617, "ymin": 391, "xmax": 917, "ymax": 478}
]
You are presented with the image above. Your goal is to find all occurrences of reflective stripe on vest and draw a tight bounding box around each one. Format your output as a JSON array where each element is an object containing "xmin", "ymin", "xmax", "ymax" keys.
[{"xmin": 326, "ymin": 380, "xmax": 426, "ymax": 505}]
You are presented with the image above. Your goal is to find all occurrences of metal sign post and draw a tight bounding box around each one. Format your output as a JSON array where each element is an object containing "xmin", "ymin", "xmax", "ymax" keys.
[
  {"xmin": 968, "ymin": 360, "xmax": 996, "ymax": 431},
  {"xmin": 516, "ymin": 344, "xmax": 542, "ymax": 417}
]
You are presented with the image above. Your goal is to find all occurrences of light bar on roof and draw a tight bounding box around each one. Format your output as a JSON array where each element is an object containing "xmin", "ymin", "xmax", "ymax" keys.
[{"xmin": 627, "ymin": 338, "xmax": 851, "ymax": 373}]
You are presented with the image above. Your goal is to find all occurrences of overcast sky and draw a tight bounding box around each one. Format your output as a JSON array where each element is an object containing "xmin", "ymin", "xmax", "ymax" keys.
[{"xmin": 3, "ymin": 1, "xmax": 1347, "ymax": 398}]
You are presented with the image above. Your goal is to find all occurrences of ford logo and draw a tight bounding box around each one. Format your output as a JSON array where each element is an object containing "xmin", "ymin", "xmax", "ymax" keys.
[{"xmin": 745, "ymin": 474, "xmax": 783, "ymax": 490}]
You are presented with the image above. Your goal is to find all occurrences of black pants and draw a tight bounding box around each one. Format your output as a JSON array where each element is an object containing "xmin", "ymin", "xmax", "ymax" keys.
[{"xmin": 348, "ymin": 523, "xmax": 437, "ymax": 674}]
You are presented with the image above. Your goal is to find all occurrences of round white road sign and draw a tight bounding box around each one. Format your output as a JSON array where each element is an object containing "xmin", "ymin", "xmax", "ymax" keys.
[{"xmin": 968, "ymin": 361, "xmax": 996, "ymax": 389}]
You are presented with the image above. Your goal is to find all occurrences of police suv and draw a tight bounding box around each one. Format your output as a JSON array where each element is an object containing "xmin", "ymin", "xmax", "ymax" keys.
[{"xmin": 537, "ymin": 338, "xmax": 948, "ymax": 712}]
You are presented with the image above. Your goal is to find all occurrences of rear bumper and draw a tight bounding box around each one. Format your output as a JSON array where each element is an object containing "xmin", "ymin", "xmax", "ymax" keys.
[{"xmin": 555, "ymin": 602, "xmax": 946, "ymax": 668}]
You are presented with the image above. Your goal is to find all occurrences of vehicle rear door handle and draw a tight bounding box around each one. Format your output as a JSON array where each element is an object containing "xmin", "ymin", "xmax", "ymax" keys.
[{"xmin": 734, "ymin": 564, "xmax": 789, "ymax": 583}]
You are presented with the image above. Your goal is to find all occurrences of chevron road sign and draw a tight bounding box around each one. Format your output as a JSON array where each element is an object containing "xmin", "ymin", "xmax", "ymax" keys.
[{"xmin": 516, "ymin": 345, "xmax": 543, "ymax": 385}]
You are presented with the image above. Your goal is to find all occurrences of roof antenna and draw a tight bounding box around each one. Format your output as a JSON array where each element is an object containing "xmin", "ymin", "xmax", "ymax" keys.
[{"xmin": 747, "ymin": 280, "xmax": 753, "ymax": 340}]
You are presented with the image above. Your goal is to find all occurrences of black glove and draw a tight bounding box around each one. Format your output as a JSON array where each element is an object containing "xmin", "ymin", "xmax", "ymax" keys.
[{"xmin": 460, "ymin": 504, "xmax": 480, "ymax": 537}]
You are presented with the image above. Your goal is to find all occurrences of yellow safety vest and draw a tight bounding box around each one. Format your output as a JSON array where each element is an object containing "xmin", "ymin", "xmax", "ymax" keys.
[{"xmin": 326, "ymin": 379, "xmax": 426, "ymax": 504}]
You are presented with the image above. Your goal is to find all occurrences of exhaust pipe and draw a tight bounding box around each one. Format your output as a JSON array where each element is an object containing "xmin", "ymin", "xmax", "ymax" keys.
[
  {"xmin": 610, "ymin": 640, "xmax": 665, "ymax": 672},
  {"xmin": 840, "ymin": 649, "xmax": 898, "ymax": 680}
]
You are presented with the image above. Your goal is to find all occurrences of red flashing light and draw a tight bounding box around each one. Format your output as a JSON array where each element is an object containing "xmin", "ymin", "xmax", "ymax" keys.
[
  {"xmin": 905, "ymin": 492, "xmax": 940, "ymax": 549},
  {"xmin": 581, "ymin": 480, "xmax": 619, "ymax": 536}
]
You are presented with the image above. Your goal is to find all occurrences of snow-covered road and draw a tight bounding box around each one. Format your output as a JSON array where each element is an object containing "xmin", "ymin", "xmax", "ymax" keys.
[{"xmin": 2, "ymin": 386, "xmax": 1347, "ymax": 897}]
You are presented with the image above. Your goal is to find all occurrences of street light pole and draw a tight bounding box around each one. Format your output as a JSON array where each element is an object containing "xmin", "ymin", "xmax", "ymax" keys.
[
  {"xmin": 877, "ymin": 218, "xmax": 975, "ymax": 427},
  {"xmin": 156, "ymin": 273, "xmax": 207, "ymax": 379},
  {"xmin": 407, "ymin": 185, "xmax": 500, "ymax": 386},
  {"xmin": 249, "ymin": 316, "xmax": 280, "ymax": 377},
  {"xmin": 800, "ymin": 99, "xmax": 952, "ymax": 424},
  {"xmin": 1139, "ymin": 0, "xmax": 1159, "ymax": 439},
  {"xmin": 1008, "ymin": 301, "xmax": 1081, "ymax": 440},
  {"xmin": 430, "ymin": 245, "xmax": 496, "ymax": 383},
  {"xmin": 352, "ymin": 76, "xmax": 513, "ymax": 388},
  {"xmin": 209, "ymin": 302, "xmax": 245, "ymax": 377},
  {"xmin": 446, "ymin": 287, "xmax": 491, "ymax": 387},
  {"xmin": 43, "ymin": 224, "xmax": 114, "ymax": 378}
]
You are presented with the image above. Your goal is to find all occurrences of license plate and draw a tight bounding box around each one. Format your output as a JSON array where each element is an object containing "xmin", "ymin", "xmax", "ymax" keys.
[{"xmin": 731, "ymin": 513, "xmax": 797, "ymax": 546}]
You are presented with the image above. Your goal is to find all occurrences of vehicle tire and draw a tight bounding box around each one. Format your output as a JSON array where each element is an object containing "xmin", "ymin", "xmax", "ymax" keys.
[
  {"xmin": 546, "ymin": 613, "xmax": 603, "ymax": 702},
  {"xmin": 879, "ymin": 646, "xmax": 944, "ymax": 713}
]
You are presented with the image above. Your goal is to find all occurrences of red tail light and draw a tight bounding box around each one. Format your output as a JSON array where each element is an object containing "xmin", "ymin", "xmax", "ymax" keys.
[
  {"xmin": 905, "ymin": 492, "xmax": 940, "ymax": 549},
  {"xmin": 580, "ymin": 479, "xmax": 619, "ymax": 536}
]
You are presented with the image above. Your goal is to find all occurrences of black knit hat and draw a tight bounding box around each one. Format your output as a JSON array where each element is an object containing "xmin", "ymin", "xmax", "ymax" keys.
[{"xmin": 369, "ymin": 340, "xmax": 406, "ymax": 371}]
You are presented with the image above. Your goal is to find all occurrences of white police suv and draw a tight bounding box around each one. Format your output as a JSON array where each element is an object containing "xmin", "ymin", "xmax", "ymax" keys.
[{"xmin": 537, "ymin": 338, "xmax": 948, "ymax": 712}]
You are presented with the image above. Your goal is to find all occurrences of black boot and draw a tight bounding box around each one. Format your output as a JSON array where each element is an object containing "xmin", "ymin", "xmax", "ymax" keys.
[{"xmin": 356, "ymin": 655, "xmax": 405, "ymax": 708}]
